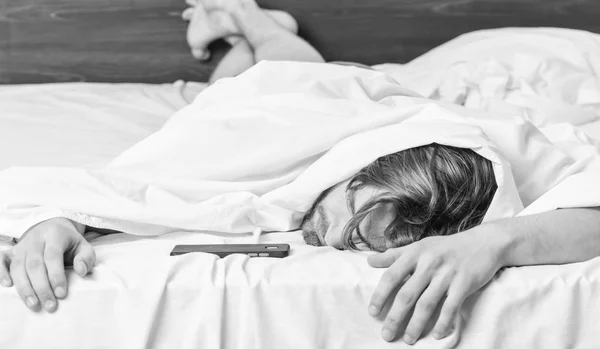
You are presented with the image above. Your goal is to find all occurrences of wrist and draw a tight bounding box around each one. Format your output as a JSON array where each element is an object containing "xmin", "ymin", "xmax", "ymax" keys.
[{"xmin": 469, "ymin": 220, "xmax": 518, "ymax": 269}]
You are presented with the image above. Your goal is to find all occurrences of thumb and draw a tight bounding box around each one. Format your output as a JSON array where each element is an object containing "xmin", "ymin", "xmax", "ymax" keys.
[
  {"xmin": 71, "ymin": 239, "xmax": 96, "ymax": 277},
  {"xmin": 191, "ymin": 48, "xmax": 211, "ymax": 61},
  {"xmin": 367, "ymin": 248, "xmax": 403, "ymax": 268},
  {"xmin": 181, "ymin": 7, "xmax": 194, "ymax": 21}
]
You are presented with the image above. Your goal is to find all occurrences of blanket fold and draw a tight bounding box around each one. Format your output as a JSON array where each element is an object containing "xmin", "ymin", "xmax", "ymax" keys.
[{"xmin": 1, "ymin": 61, "xmax": 599, "ymax": 239}]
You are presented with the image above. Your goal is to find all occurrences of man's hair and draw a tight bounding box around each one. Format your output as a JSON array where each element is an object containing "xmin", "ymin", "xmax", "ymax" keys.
[{"xmin": 343, "ymin": 143, "xmax": 497, "ymax": 251}]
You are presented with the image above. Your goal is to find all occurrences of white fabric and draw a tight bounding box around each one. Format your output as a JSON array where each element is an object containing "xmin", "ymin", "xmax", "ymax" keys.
[
  {"xmin": 579, "ymin": 119, "xmax": 600, "ymax": 139},
  {"xmin": 375, "ymin": 27, "xmax": 600, "ymax": 128},
  {"xmin": 2, "ymin": 61, "xmax": 600, "ymax": 239},
  {"xmin": 1, "ymin": 28, "xmax": 600, "ymax": 349},
  {"xmin": 0, "ymin": 80, "xmax": 205, "ymax": 169},
  {"xmin": 3, "ymin": 230, "xmax": 600, "ymax": 349}
]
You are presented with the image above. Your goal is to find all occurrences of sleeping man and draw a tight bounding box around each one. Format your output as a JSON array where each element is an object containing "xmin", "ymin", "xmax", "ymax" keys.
[{"xmin": 1, "ymin": 0, "xmax": 600, "ymax": 346}]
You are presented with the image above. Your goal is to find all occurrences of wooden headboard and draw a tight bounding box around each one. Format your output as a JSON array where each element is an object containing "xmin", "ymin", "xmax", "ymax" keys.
[{"xmin": 1, "ymin": 0, "xmax": 600, "ymax": 84}]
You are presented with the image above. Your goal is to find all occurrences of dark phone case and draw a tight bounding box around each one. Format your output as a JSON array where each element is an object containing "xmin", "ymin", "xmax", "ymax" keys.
[{"xmin": 170, "ymin": 244, "xmax": 290, "ymax": 258}]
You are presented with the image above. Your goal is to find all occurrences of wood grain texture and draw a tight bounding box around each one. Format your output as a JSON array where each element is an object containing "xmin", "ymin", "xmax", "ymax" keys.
[
  {"xmin": 1, "ymin": 0, "xmax": 600, "ymax": 84},
  {"xmin": 0, "ymin": 0, "xmax": 226, "ymax": 83}
]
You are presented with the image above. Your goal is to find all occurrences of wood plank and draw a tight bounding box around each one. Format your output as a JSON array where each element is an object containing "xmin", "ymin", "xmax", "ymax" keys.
[
  {"xmin": 261, "ymin": 0, "xmax": 600, "ymax": 64},
  {"xmin": 0, "ymin": 0, "xmax": 11, "ymax": 76},
  {"xmin": 1, "ymin": 0, "xmax": 225, "ymax": 83}
]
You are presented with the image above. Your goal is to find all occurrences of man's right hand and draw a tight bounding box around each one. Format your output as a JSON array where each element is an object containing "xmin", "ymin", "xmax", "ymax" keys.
[{"xmin": 0, "ymin": 218, "xmax": 96, "ymax": 312}]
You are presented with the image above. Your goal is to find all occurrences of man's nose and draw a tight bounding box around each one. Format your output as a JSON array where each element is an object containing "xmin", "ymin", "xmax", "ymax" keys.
[{"xmin": 324, "ymin": 219, "xmax": 345, "ymax": 248}]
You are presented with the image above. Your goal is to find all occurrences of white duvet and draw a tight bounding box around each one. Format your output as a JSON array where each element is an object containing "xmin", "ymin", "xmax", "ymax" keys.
[
  {"xmin": 1, "ymin": 60, "xmax": 600, "ymax": 240},
  {"xmin": 1, "ymin": 28, "xmax": 600, "ymax": 349},
  {"xmin": 377, "ymin": 27, "xmax": 600, "ymax": 127}
]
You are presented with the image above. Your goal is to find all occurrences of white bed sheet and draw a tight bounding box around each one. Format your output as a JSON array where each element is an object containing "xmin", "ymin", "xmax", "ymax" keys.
[
  {"xmin": 579, "ymin": 119, "xmax": 600, "ymax": 140},
  {"xmin": 2, "ymin": 229, "xmax": 600, "ymax": 349},
  {"xmin": 0, "ymin": 81, "xmax": 205, "ymax": 169},
  {"xmin": 1, "ymin": 27, "xmax": 600, "ymax": 349}
]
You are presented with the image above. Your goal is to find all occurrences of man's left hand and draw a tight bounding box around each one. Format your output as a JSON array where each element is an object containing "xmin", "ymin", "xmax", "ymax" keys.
[{"xmin": 367, "ymin": 227, "xmax": 510, "ymax": 344}]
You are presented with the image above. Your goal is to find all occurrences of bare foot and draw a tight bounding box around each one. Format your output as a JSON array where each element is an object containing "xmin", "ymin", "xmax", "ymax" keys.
[
  {"xmin": 194, "ymin": 0, "xmax": 258, "ymax": 14},
  {"xmin": 182, "ymin": 0, "xmax": 298, "ymax": 60}
]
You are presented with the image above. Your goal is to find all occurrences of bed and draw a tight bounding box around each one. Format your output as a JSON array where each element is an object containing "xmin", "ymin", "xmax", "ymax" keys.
[{"xmin": 1, "ymin": 1, "xmax": 600, "ymax": 349}]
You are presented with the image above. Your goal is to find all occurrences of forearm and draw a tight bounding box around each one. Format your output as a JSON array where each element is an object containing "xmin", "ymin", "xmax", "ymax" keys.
[{"xmin": 486, "ymin": 208, "xmax": 600, "ymax": 267}]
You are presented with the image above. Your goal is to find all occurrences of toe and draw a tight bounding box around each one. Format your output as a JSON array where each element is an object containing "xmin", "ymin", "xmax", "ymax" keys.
[
  {"xmin": 211, "ymin": 11, "xmax": 239, "ymax": 34},
  {"xmin": 186, "ymin": 3, "xmax": 210, "ymax": 48},
  {"xmin": 186, "ymin": 4, "xmax": 239, "ymax": 50},
  {"xmin": 265, "ymin": 10, "xmax": 299, "ymax": 34},
  {"xmin": 191, "ymin": 48, "xmax": 211, "ymax": 61},
  {"xmin": 182, "ymin": 7, "xmax": 195, "ymax": 20},
  {"xmin": 224, "ymin": 35, "xmax": 243, "ymax": 45}
]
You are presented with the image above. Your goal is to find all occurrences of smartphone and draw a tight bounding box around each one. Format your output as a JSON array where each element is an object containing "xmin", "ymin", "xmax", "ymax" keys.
[{"xmin": 170, "ymin": 243, "xmax": 290, "ymax": 258}]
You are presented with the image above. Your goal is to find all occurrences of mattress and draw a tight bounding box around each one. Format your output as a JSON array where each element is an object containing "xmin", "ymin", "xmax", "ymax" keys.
[
  {"xmin": 0, "ymin": 81, "xmax": 205, "ymax": 169},
  {"xmin": 4, "ymin": 227, "xmax": 600, "ymax": 349},
  {"xmin": 1, "ymin": 27, "xmax": 600, "ymax": 349}
]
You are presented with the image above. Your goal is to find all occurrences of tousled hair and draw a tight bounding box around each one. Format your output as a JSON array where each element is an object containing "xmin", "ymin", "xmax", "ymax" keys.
[{"xmin": 342, "ymin": 143, "xmax": 497, "ymax": 251}]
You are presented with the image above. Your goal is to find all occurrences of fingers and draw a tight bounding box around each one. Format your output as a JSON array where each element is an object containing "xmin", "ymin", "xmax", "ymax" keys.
[
  {"xmin": 44, "ymin": 229, "xmax": 94, "ymax": 300},
  {"xmin": 44, "ymin": 244, "xmax": 68, "ymax": 299},
  {"xmin": 10, "ymin": 253, "xmax": 40, "ymax": 310},
  {"xmin": 369, "ymin": 252, "xmax": 410, "ymax": 317},
  {"xmin": 182, "ymin": 7, "xmax": 194, "ymax": 21},
  {"xmin": 0, "ymin": 250, "xmax": 13, "ymax": 287},
  {"xmin": 72, "ymin": 239, "xmax": 96, "ymax": 277},
  {"xmin": 5, "ymin": 218, "xmax": 97, "ymax": 313},
  {"xmin": 380, "ymin": 269, "xmax": 430, "ymax": 343},
  {"xmin": 11, "ymin": 239, "xmax": 95, "ymax": 312},
  {"xmin": 403, "ymin": 277, "xmax": 450, "ymax": 344},
  {"xmin": 367, "ymin": 248, "xmax": 402, "ymax": 268},
  {"xmin": 26, "ymin": 250, "xmax": 58, "ymax": 312},
  {"xmin": 433, "ymin": 277, "xmax": 469, "ymax": 339}
]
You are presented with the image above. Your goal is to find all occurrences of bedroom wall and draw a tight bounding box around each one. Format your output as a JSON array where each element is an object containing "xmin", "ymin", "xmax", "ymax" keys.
[{"xmin": 1, "ymin": 0, "xmax": 600, "ymax": 84}]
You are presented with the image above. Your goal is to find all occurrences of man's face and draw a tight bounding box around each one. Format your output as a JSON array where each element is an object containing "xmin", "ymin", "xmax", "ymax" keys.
[{"xmin": 301, "ymin": 179, "xmax": 395, "ymax": 250}]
